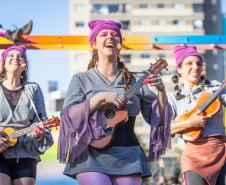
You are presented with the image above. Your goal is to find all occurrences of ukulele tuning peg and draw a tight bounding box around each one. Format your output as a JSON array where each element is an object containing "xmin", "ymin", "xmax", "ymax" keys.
[
  {"xmin": 150, "ymin": 63, "xmax": 153, "ymax": 65},
  {"xmin": 165, "ymin": 67, "xmax": 168, "ymax": 71},
  {"xmin": 56, "ymin": 126, "xmax": 58, "ymax": 130},
  {"xmin": 159, "ymin": 72, "xmax": 163, "ymax": 76}
]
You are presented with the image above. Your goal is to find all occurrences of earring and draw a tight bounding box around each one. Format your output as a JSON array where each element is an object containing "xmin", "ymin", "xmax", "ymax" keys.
[
  {"xmin": 117, "ymin": 44, "xmax": 122, "ymax": 50},
  {"xmin": 201, "ymin": 71, "xmax": 206, "ymax": 76}
]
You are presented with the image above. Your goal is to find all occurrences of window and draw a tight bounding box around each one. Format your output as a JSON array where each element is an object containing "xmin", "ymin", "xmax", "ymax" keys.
[
  {"xmin": 74, "ymin": 4, "xmax": 85, "ymax": 11},
  {"xmin": 193, "ymin": 4, "xmax": 203, "ymax": 13},
  {"xmin": 158, "ymin": 20, "xmax": 166, "ymax": 25},
  {"xmin": 212, "ymin": 14, "xmax": 217, "ymax": 22},
  {"xmin": 173, "ymin": 20, "xmax": 185, "ymax": 25},
  {"xmin": 140, "ymin": 20, "xmax": 151, "ymax": 26},
  {"xmin": 141, "ymin": 54, "xmax": 150, "ymax": 58},
  {"xmin": 157, "ymin": 3, "xmax": 165, "ymax": 8},
  {"xmin": 75, "ymin": 54, "xmax": 86, "ymax": 61},
  {"xmin": 139, "ymin": 4, "xmax": 149, "ymax": 8},
  {"xmin": 159, "ymin": 54, "xmax": 166, "ymax": 58},
  {"xmin": 92, "ymin": 4, "xmax": 126, "ymax": 14},
  {"xmin": 193, "ymin": 19, "xmax": 203, "ymax": 29},
  {"xmin": 120, "ymin": 21, "xmax": 130, "ymax": 30},
  {"xmin": 173, "ymin": 3, "xmax": 184, "ymax": 9},
  {"xmin": 75, "ymin": 22, "xmax": 84, "ymax": 27}
]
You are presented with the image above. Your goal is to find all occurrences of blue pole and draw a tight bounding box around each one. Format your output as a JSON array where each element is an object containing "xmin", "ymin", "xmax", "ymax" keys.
[
  {"xmin": 223, "ymin": 14, "xmax": 226, "ymax": 35},
  {"xmin": 223, "ymin": 14, "xmax": 226, "ymax": 79}
]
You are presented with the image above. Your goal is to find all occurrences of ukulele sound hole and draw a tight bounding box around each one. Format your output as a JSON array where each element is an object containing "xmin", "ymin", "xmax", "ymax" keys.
[
  {"xmin": 2, "ymin": 134, "xmax": 9, "ymax": 143},
  {"xmin": 105, "ymin": 109, "xmax": 115, "ymax": 119}
]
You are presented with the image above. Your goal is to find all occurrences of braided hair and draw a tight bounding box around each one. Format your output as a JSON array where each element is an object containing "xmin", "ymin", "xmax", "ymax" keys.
[
  {"xmin": 87, "ymin": 50, "xmax": 132, "ymax": 93},
  {"xmin": 172, "ymin": 63, "xmax": 210, "ymax": 100}
]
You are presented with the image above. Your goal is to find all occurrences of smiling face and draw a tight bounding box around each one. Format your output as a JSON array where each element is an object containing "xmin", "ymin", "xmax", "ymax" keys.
[
  {"xmin": 177, "ymin": 56, "xmax": 203, "ymax": 84},
  {"xmin": 92, "ymin": 29, "xmax": 121, "ymax": 58},
  {"xmin": 4, "ymin": 50, "xmax": 26, "ymax": 75}
]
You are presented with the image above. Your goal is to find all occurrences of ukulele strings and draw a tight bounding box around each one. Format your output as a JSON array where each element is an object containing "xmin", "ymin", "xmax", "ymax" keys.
[
  {"xmin": 99, "ymin": 66, "xmax": 160, "ymax": 124},
  {"xmin": 100, "ymin": 69, "xmax": 157, "ymax": 128},
  {"xmin": 100, "ymin": 71, "xmax": 151, "ymax": 124},
  {"xmin": 99, "ymin": 61, "xmax": 165, "ymax": 121}
]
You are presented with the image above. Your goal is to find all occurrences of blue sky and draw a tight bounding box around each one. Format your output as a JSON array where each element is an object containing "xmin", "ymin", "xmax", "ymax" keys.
[
  {"xmin": 0, "ymin": 0, "xmax": 226, "ymax": 99},
  {"xmin": 0, "ymin": 0, "xmax": 69, "ymax": 99},
  {"xmin": 223, "ymin": 0, "xmax": 226, "ymax": 12}
]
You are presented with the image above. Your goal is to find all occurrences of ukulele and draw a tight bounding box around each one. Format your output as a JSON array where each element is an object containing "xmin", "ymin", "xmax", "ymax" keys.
[
  {"xmin": 89, "ymin": 58, "xmax": 168, "ymax": 150},
  {"xmin": 0, "ymin": 117, "xmax": 60, "ymax": 147},
  {"xmin": 174, "ymin": 83, "xmax": 226, "ymax": 142}
]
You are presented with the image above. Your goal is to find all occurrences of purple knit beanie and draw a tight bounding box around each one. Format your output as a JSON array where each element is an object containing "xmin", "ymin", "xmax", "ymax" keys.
[
  {"xmin": 174, "ymin": 46, "xmax": 203, "ymax": 68},
  {"xmin": 88, "ymin": 20, "xmax": 122, "ymax": 48},
  {"xmin": 1, "ymin": 45, "xmax": 27, "ymax": 69}
]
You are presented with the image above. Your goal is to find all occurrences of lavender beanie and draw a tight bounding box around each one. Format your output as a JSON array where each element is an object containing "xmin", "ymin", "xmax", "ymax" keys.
[
  {"xmin": 88, "ymin": 20, "xmax": 122, "ymax": 48},
  {"xmin": 174, "ymin": 46, "xmax": 203, "ymax": 68},
  {"xmin": 1, "ymin": 45, "xmax": 27, "ymax": 69}
]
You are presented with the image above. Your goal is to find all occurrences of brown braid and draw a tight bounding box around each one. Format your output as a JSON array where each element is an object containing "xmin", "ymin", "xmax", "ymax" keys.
[
  {"xmin": 87, "ymin": 50, "xmax": 98, "ymax": 70},
  {"xmin": 87, "ymin": 49, "xmax": 132, "ymax": 94},
  {"xmin": 117, "ymin": 56, "xmax": 132, "ymax": 93}
]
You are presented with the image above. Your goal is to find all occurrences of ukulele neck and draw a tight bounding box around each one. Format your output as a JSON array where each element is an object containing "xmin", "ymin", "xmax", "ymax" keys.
[
  {"xmin": 125, "ymin": 69, "xmax": 153, "ymax": 103},
  {"xmin": 10, "ymin": 123, "xmax": 42, "ymax": 139}
]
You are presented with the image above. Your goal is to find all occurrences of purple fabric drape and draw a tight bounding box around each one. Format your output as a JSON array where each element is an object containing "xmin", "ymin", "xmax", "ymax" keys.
[
  {"xmin": 58, "ymin": 99, "xmax": 106, "ymax": 163},
  {"xmin": 58, "ymin": 99, "xmax": 172, "ymax": 164},
  {"xmin": 148, "ymin": 100, "xmax": 172, "ymax": 162}
]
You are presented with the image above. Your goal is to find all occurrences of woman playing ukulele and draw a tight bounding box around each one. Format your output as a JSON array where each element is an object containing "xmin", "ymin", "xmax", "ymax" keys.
[
  {"xmin": 58, "ymin": 20, "xmax": 172, "ymax": 185},
  {"xmin": 0, "ymin": 45, "xmax": 53, "ymax": 185},
  {"xmin": 168, "ymin": 45, "xmax": 226, "ymax": 185}
]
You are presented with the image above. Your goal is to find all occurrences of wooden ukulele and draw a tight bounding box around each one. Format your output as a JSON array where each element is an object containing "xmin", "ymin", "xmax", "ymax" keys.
[
  {"xmin": 89, "ymin": 58, "xmax": 168, "ymax": 150},
  {"xmin": 174, "ymin": 83, "xmax": 226, "ymax": 142},
  {"xmin": 0, "ymin": 117, "xmax": 60, "ymax": 147}
]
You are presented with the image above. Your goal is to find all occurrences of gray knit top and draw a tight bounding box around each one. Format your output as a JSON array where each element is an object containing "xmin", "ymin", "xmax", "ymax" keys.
[
  {"xmin": 0, "ymin": 82, "xmax": 54, "ymax": 162},
  {"xmin": 62, "ymin": 67, "xmax": 158, "ymax": 178}
]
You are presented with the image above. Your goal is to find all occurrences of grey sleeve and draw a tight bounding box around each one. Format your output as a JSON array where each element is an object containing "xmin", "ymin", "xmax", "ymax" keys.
[
  {"xmin": 23, "ymin": 84, "xmax": 54, "ymax": 155},
  {"xmin": 23, "ymin": 129, "xmax": 54, "ymax": 155},
  {"xmin": 61, "ymin": 74, "xmax": 85, "ymax": 116},
  {"xmin": 140, "ymin": 84, "xmax": 158, "ymax": 123},
  {"xmin": 32, "ymin": 84, "xmax": 47, "ymax": 122}
]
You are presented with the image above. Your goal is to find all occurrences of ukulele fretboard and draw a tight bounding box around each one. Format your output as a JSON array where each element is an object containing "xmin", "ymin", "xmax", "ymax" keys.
[
  {"xmin": 10, "ymin": 123, "xmax": 42, "ymax": 139},
  {"xmin": 125, "ymin": 69, "xmax": 153, "ymax": 103}
]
